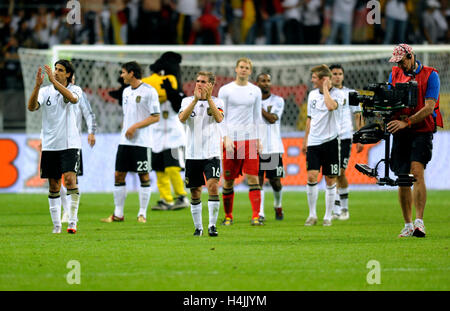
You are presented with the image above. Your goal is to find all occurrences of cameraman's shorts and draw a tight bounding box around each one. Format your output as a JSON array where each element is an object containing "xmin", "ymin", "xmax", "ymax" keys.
[{"xmin": 391, "ymin": 132, "xmax": 433, "ymax": 175}]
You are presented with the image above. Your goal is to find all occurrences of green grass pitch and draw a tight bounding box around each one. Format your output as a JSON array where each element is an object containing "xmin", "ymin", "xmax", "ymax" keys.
[{"xmin": 0, "ymin": 190, "xmax": 449, "ymax": 291}]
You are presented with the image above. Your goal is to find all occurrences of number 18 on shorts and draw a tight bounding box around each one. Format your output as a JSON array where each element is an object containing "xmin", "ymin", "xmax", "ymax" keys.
[{"xmin": 306, "ymin": 138, "xmax": 340, "ymax": 176}]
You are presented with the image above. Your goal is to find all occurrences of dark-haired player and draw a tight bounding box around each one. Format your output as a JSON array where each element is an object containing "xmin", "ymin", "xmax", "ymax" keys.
[
  {"xmin": 255, "ymin": 73, "xmax": 285, "ymax": 222},
  {"xmin": 101, "ymin": 62, "xmax": 160, "ymax": 224},
  {"xmin": 27, "ymin": 60, "xmax": 83, "ymax": 234},
  {"xmin": 329, "ymin": 64, "xmax": 363, "ymax": 221}
]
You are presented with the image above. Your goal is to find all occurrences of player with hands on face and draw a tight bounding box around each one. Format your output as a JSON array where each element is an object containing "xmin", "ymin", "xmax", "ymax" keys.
[
  {"xmin": 60, "ymin": 73, "xmax": 97, "ymax": 223},
  {"xmin": 28, "ymin": 60, "xmax": 83, "ymax": 234},
  {"xmin": 303, "ymin": 64, "xmax": 344, "ymax": 227},
  {"xmin": 179, "ymin": 72, "xmax": 224, "ymax": 237}
]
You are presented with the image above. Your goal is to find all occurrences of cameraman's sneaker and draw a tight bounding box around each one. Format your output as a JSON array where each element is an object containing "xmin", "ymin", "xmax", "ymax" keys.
[
  {"xmin": 339, "ymin": 209, "xmax": 349, "ymax": 220},
  {"xmin": 208, "ymin": 225, "xmax": 218, "ymax": 237},
  {"xmin": 193, "ymin": 228, "xmax": 203, "ymax": 236},
  {"xmin": 304, "ymin": 217, "xmax": 317, "ymax": 226},
  {"xmin": 413, "ymin": 220, "xmax": 426, "ymax": 238},
  {"xmin": 398, "ymin": 226, "xmax": 414, "ymax": 237}
]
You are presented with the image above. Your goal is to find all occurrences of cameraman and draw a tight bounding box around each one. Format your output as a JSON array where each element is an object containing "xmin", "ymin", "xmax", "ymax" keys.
[{"xmin": 386, "ymin": 44, "xmax": 442, "ymax": 238}]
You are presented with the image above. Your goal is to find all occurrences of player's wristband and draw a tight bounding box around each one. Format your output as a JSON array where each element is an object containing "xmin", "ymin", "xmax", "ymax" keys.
[{"xmin": 405, "ymin": 117, "xmax": 412, "ymax": 128}]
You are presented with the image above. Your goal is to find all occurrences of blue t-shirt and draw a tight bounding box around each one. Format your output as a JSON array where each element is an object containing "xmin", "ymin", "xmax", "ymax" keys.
[{"xmin": 388, "ymin": 60, "xmax": 440, "ymax": 100}]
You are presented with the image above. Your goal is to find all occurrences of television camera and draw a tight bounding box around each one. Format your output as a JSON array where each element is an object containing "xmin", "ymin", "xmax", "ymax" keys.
[{"xmin": 348, "ymin": 81, "xmax": 418, "ymax": 187}]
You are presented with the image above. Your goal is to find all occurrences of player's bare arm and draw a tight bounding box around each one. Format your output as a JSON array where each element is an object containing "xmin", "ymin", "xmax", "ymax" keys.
[
  {"xmin": 223, "ymin": 136, "xmax": 235, "ymax": 153},
  {"xmin": 44, "ymin": 65, "xmax": 79, "ymax": 104},
  {"xmin": 125, "ymin": 113, "xmax": 160, "ymax": 139},
  {"xmin": 261, "ymin": 108, "xmax": 278, "ymax": 124},
  {"xmin": 27, "ymin": 67, "xmax": 45, "ymax": 111},
  {"xmin": 322, "ymin": 77, "xmax": 338, "ymax": 111},
  {"xmin": 387, "ymin": 99, "xmax": 435, "ymax": 134},
  {"xmin": 88, "ymin": 134, "xmax": 96, "ymax": 147},
  {"xmin": 302, "ymin": 117, "xmax": 311, "ymax": 155}
]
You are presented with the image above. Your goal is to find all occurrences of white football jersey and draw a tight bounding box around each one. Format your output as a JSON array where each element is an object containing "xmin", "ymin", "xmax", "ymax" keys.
[
  {"xmin": 180, "ymin": 96, "xmax": 224, "ymax": 159},
  {"xmin": 76, "ymin": 92, "xmax": 97, "ymax": 135},
  {"xmin": 218, "ymin": 81, "xmax": 262, "ymax": 142},
  {"xmin": 38, "ymin": 83, "xmax": 83, "ymax": 151},
  {"xmin": 260, "ymin": 94, "xmax": 285, "ymax": 154},
  {"xmin": 307, "ymin": 87, "xmax": 345, "ymax": 146},
  {"xmin": 119, "ymin": 83, "xmax": 160, "ymax": 148},
  {"xmin": 337, "ymin": 86, "xmax": 362, "ymax": 140},
  {"xmin": 150, "ymin": 100, "xmax": 187, "ymax": 153}
]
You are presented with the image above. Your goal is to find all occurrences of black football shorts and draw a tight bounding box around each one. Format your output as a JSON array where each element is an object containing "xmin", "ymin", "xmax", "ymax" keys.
[{"xmin": 40, "ymin": 149, "xmax": 81, "ymax": 179}]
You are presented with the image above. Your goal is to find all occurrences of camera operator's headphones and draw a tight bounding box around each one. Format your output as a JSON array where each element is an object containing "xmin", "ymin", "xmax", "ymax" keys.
[
  {"xmin": 398, "ymin": 44, "xmax": 418, "ymax": 77},
  {"xmin": 399, "ymin": 44, "xmax": 413, "ymax": 60}
]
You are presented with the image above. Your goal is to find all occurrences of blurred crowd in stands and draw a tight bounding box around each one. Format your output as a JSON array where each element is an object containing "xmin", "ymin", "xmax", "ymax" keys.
[{"xmin": 1, "ymin": 0, "xmax": 449, "ymax": 90}]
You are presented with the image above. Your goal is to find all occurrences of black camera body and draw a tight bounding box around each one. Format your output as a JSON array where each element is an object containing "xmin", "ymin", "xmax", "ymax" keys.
[
  {"xmin": 349, "ymin": 81, "xmax": 418, "ymax": 187},
  {"xmin": 349, "ymin": 81, "xmax": 417, "ymax": 113}
]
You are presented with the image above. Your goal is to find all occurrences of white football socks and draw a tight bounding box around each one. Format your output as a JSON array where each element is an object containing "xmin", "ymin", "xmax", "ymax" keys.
[
  {"xmin": 259, "ymin": 189, "xmax": 265, "ymax": 217},
  {"xmin": 138, "ymin": 186, "xmax": 151, "ymax": 217},
  {"xmin": 67, "ymin": 189, "xmax": 80, "ymax": 224},
  {"xmin": 339, "ymin": 187, "xmax": 349, "ymax": 211},
  {"xmin": 273, "ymin": 190, "xmax": 282, "ymax": 208},
  {"xmin": 60, "ymin": 185, "xmax": 69, "ymax": 216},
  {"xmin": 113, "ymin": 184, "xmax": 126, "ymax": 218},
  {"xmin": 49, "ymin": 196, "xmax": 61, "ymax": 227},
  {"xmin": 307, "ymin": 183, "xmax": 318, "ymax": 218},
  {"xmin": 191, "ymin": 202, "xmax": 203, "ymax": 230},
  {"xmin": 324, "ymin": 184, "xmax": 337, "ymax": 221},
  {"xmin": 208, "ymin": 200, "xmax": 220, "ymax": 228}
]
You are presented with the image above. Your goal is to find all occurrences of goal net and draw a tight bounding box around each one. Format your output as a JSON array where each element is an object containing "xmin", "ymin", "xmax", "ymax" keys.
[
  {"xmin": 19, "ymin": 45, "xmax": 450, "ymax": 135},
  {"xmin": 18, "ymin": 45, "xmax": 450, "ymax": 190}
]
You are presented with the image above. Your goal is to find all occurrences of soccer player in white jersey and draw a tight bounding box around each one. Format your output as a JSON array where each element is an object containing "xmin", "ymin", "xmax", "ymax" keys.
[
  {"xmin": 179, "ymin": 71, "xmax": 224, "ymax": 236},
  {"xmin": 302, "ymin": 64, "xmax": 345, "ymax": 227},
  {"xmin": 255, "ymin": 73, "xmax": 285, "ymax": 223},
  {"xmin": 27, "ymin": 59, "xmax": 83, "ymax": 234},
  {"xmin": 61, "ymin": 74, "xmax": 97, "ymax": 223},
  {"xmin": 329, "ymin": 64, "xmax": 364, "ymax": 221},
  {"xmin": 218, "ymin": 57, "xmax": 263, "ymax": 226},
  {"xmin": 101, "ymin": 62, "xmax": 160, "ymax": 224}
]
